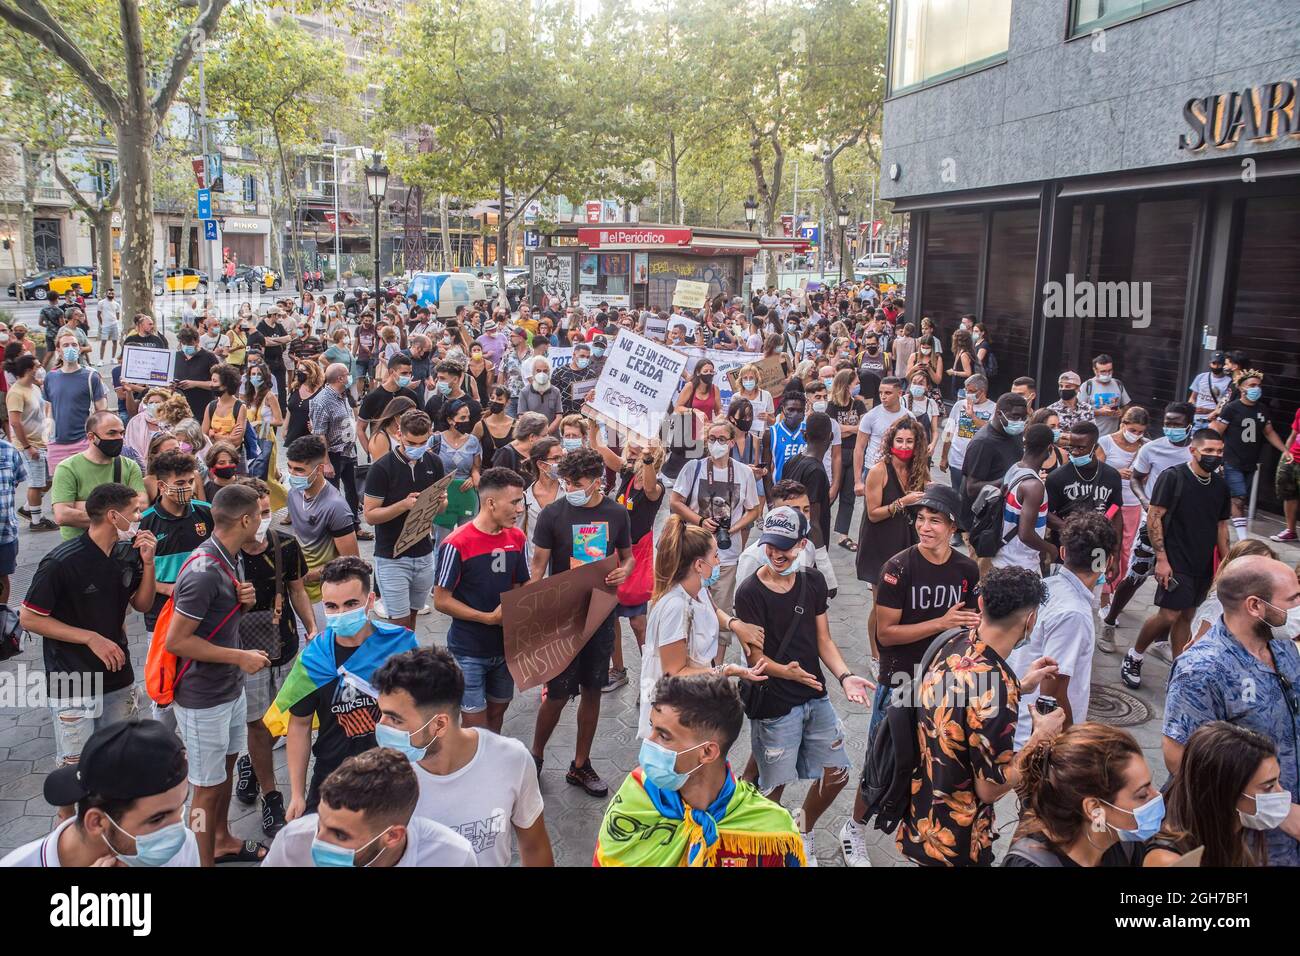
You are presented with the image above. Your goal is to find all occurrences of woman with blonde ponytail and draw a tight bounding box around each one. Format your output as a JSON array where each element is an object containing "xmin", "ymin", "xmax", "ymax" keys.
[{"xmin": 636, "ymin": 515, "xmax": 767, "ymax": 739}]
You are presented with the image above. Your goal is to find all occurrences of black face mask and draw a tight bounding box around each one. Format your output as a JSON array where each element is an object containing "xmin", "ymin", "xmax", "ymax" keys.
[
  {"xmin": 783, "ymin": 412, "xmax": 803, "ymax": 429},
  {"xmin": 488, "ymin": 401, "xmax": 505, "ymax": 414},
  {"xmin": 698, "ymin": 374, "xmax": 714, "ymax": 387},
  {"xmin": 1197, "ymin": 454, "xmax": 1222, "ymax": 472},
  {"xmin": 735, "ymin": 417, "xmax": 753, "ymax": 432},
  {"xmin": 94, "ymin": 437, "xmax": 123, "ymax": 458},
  {"xmin": 1209, "ymin": 365, "xmax": 1223, "ymax": 374},
  {"xmin": 454, "ymin": 421, "xmax": 474, "ymax": 435},
  {"xmin": 1059, "ymin": 388, "xmax": 1077, "ymax": 402}
]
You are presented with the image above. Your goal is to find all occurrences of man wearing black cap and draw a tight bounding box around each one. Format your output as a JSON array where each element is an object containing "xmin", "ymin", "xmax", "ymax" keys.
[
  {"xmin": 1, "ymin": 719, "xmax": 197, "ymax": 867},
  {"xmin": 1189, "ymin": 351, "xmax": 1232, "ymax": 430}
]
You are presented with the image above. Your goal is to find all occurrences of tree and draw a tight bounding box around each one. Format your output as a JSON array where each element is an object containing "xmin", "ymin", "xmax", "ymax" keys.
[
  {"xmin": 0, "ymin": 0, "xmax": 234, "ymax": 318},
  {"xmin": 383, "ymin": 0, "xmax": 648, "ymax": 299},
  {"xmin": 204, "ymin": 13, "xmax": 355, "ymax": 285}
]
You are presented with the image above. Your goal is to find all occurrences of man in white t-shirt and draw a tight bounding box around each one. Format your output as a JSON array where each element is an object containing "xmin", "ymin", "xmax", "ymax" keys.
[
  {"xmin": 940, "ymin": 374, "xmax": 996, "ymax": 496},
  {"xmin": 95, "ymin": 288, "xmax": 122, "ymax": 362},
  {"xmin": 1079, "ymin": 354, "xmax": 1131, "ymax": 437},
  {"xmin": 372, "ymin": 647, "xmax": 552, "ymax": 867},
  {"xmin": 853, "ymin": 376, "xmax": 909, "ymax": 492},
  {"xmin": 671, "ymin": 418, "xmax": 763, "ymax": 617},
  {"xmin": 1188, "ymin": 351, "xmax": 1231, "ymax": 427},
  {"xmin": 1008, "ymin": 511, "xmax": 1117, "ymax": 746},
  {"xmin": 262, "ymin": 748, "xmax": 477, "ymax": 867},
  {"xmin": 2, "ymin": 719, "xmax": 199, "ymax": 868}
]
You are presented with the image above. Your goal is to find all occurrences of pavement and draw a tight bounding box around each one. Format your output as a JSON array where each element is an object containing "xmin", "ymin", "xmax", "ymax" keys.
[{"xmin": 0, "ymin": 344, "xmax": 1296, "ymax": 865}]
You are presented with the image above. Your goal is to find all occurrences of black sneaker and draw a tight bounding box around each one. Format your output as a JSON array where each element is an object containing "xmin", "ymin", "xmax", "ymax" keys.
[
  {"xmin": 234, "ymin": 752, "xmax": 259, "ymax": 806},
  {"xmin": 566, "ymin": 760, "xmax": 609, "ymax": 797},
  {"xmin": 1120, "ymin": 653, "xmax": 1143, "ymax": 689},
  {"xmin": 28, "ymin": 517, "xmax": 58, "ymax": 532},
  {"xmin": 260, "ymin": 790, "xmax": 287, "ymax": 836}
]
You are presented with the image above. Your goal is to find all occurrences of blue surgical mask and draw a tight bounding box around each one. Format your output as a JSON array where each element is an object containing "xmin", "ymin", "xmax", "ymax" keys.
[
  {"xmin": 1051, "ymin": 428, "xmax": 1062, "ymax": 442},
  {"xmin": 1069, "ymin": 452, "xmax": 1093, "ymax": 467},
  {"xmin": 106, "ymin": 818, "xmax": 188, "ymax": 867},
  {"xmin": 182, "ymin": 345, "xmax": 196, "ymax": 357},
  {"xmin": 577, "ymin": 358, "xmax": 591, "ymax": 370},
  {"xmin": 638, "ymin": 737, "xmax": 706, "ymax": 792},
  {"xmin": 702, "ymin": 562, "xmax": 721, "ymax": 588},
  {"xmin": 1003, "ymin": 418, "xmax": 1026, "ymax": 436},
  {"xmin": 327, "ymin": 606, "xmax": 370, "ymax": 638},
  {"xmin": 287, "ymin": 473, "xmax": 311, "ymax": 491},
  {"xmin": 310, "ymin": 826, "xmax": 393, "ymax": 868},
  {"xmin": 436, "ymin": 381, "xmax": 452, "ymax": 396},
  {"xmin": 1246, "ymin": 386, "xmax": 1263, "ymax": 401},
  {"xmin": 403, "ymin": 442, "xmax": 429, "ymax": 459},
  {"xmin": 374, "ymin": 715, "xmax": 437, "ymax": 761},
  {"xmin": 61, "ymin": 345, "xmax": 79, "ymax": 364},
  {"xmin": 593, "ymin": 347, "xmax": 605, "ymax": 357},
  {"xmin": 910, "ymin": 384, "xmax": 926, "ymax": 398},
  {"xmin": 1102, "ymin": 793, "xmax": 1165, "ymax": 842},
  {"xmin": 1164, "ymin": 426, "xmax": 1189, "ymax": 443},
  {"xmin": 250, "ymin": 374, "xmax": 263, "ymax": 387},
  {"xmin": 398, "ymin": 374, "xmax": 412, "ymax": 388},
  {"xmin": 823, "ymin": 378, "xmax": 834, "ymax": 390},
  {"xmin": 564, "ymin": 483, "xmax": 593, "ymax": 507}
]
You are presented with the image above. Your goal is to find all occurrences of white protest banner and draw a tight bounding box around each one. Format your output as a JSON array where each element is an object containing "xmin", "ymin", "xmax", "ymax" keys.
[
  {"xmin": 672, "ymin": 279, "xmax": 709, "ymax": 310},
  {"xmin": 644, "ymin": 313, "xmax": 667, "ymax": 340},
  {"xmin": 547, "ymin": 346, "xmax": 573, "ymax": 368},
  {"xmin": 121, "ymin": 344, "xmax": 176, "ymax": 386},
  {"xmin": 668, "ymin": 314, "xmax": 698, "ymax": 338},
  {"xmin": 579, "ymin": 292, "xmax": 630, "ymax": 309},
  {"xmin": 681, "ymin": 347, "xmax": 763, "ymax": 409},
  {"xmin": 581, "ymin": 329, "xmax": 687, "ymax": 445}
]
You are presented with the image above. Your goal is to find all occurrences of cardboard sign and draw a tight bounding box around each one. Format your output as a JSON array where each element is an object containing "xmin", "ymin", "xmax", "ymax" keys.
[
  {"xmin": 672, "ymin": 279, "xmax": 710, "ymax": 310},
  {"xmin": 391, "ymin": 472, "xmax": 456, "ymax": 557},
  {"xmin": 502, "ymin": 556, "xmax": 621, "ymax": 690},
  {"xmin": 726, "ymin": 354, "xmax": 786, "ymax": 394},
  {"xmin": 581, "ymin": 328, "xmax": 688, "ymax": 446},
  {"xmin": 121, "ymin": 344, "xmax": 176, "ymax": 386}
]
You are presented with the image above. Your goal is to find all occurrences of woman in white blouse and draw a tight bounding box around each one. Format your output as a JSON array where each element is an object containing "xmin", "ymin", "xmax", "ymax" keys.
[{"xmin": 637, "ymin": 515, "xmax": 767, "ymax": 738}]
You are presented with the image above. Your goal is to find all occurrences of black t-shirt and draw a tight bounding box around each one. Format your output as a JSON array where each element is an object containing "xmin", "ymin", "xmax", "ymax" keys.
[
  {"xmin": 240, "ymin": 532, "xmax": 308, "ymax": 667},
  {"xmin": 960, "ymin": 427, "xmax": 1022, "ymax": 525},
  {"xmin": 1217, "ymin": 399, "xmax": 1273, "ymax": 472},
  {"xmin": 873, "ymin": 545, "xmax": 979, "ymax": 684},
  {"xmin": 358, "ymin": 383, "xmax": 421, "ymax": 424},
  {"xmin": 492, "ymin": 443, "xmax": 527, "ymax": 477},
  {"xmin": 1150, "ymin": 464, "xmax": 1229, "ymax": 578},
  {"xmin": 828, "ymin": 397, "xmax": 867, "ymax": 449},
  {"xmin": 173, "ymin": 348, "xmax": 220, "ymax": 419},
  {"xmin": 362, "ymin": 448, "xmax": 446, "ymax": 558},
  {"xmin": 123, "ymin": 332, "xmax": 168, "ymax": 350},
  {"xmin": 1045, "ymin": 459, "xmax": 1124, "ymax": 524},
  {"xmin": 783, "ymin": 454, "xmax": 832, "ymax": 549},
  {"xmin": 734, "ymin": 569, "xmax": 830, "ymax": 719},
  {"xmin": 424, "ymin": 392, "xmax": 483, "ymax": 433},
  {"xmin": 24, "ymin": 535, "xmax": 144, "ymax": 694},
  {"xmin": 253, "ymin": 320, "xmax": 287, "ymax": 366},
  {"xmin": 289, "ymin": 639, "xmax": 378, "ymax": 787},
  {"xmin": 531, "ymin": 495, "xmax": 632, "ymax": 579},
  {"xmin": 857, "ymin": 353, "xmax": 886, "ymax": 404}
]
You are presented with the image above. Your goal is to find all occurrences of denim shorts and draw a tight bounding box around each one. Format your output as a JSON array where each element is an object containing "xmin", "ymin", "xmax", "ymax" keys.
[
  {"xmin": 751, "ymin": 696, "xmax": 851, "ymax": 793},
  {"xmin": 51, "ymin": 684, "xmax": 140, "ymax": 768},
  {"xmin": 455, "ymin": 653, "xmax": 514, "ymax": 713},
  {"xmin": 174, "ymin": 692, "xmax": 248, "ymax": 787},
  {"xmin": 1222, "ymin": 464, "xmax": 1251, "ymax": 499},
  {"xmin": 373, "ymin": 553, "xmax": 435, "ymax": 618},
  {"xmin": 0, "ymin": 540, "xmax": 16, "ymax": 576}
]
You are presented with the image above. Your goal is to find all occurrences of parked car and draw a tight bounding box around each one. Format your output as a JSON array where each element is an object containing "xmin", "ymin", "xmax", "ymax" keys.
[
  {"xmin": 855, "ymin": 253, "xmax": 892, "ymax": 270},
  {"xmin": 862, "ymin": 269, "xmax": 905, "ymax": 295},
  {"xmin": 153, "ymin": 268, "xmax": 208, "ymax": 296},
  {"xmin": 8, "ymin": 265, "xmax": 96, "ymax": 300}
]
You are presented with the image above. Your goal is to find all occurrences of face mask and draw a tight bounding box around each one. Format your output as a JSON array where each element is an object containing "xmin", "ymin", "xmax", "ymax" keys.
[
  {"xmin": 1164, "ymin": 426, "xmax": 1189, "ymax": 444},
  {"xmin": 1102, "ymin": 793, "xmax": 1165, "ymax": 842},
  {"xmin": 287, "ymin": 473, "xmax": 311, "ymax": 491},
  {"xmin": 811, "ymin": 400, "xmax": 828, "ymax": 413},
  {"xmin": 397, "ymin": 374, "xmax": 412, "ymax": 388},
  {"xmin": 1096, "ymin": 374, "xmax": 1112, "ymax": 384},
  {"xmin": 310, "ymin": 827, "xmax": 392, "ymax": 868},
  {"xmin": 105, "ymin": 818, "xmax": 188, "ymax": 868},
  {"xmin": 891, "ymin": 446, "xmax": 914, "ymax": 461},
  {"xmin": 95, "ymin": 436, "xmax": 124, "ymax": 458},
  {"xmin": 255, "ymin": 516, "xmax": 272, "ymax": 543},
  {"xmin": 182, "ymin": 346, "xmax": 196, "ymax": 357},
  {"xmin": 561, "ymin": 437, "xmax": 583, "ymax": 453},
  {"xmin": 1196, "ymin": 454, "xmax": 1222, "ymax": 472},
  {"xmin": 454, "ymin": 421, "xmax": 473, "ymax": 435},
  {"xmin": 1239, "ymin": 789, "xmax": 1291, "ymax": 831},
  {"xmin": 1069, "ymin": 451, "xmax": 1093, "ymax": 467},
  {"xmin": 534, "ymin": 372, "xmax": 550, "ymax": 388},
  {"xmin": 1003, "ymin": 418, "xmax": 1027, "ymax": 436},
  {"xmin": 576, "ymin": 357, "xmax": 590, "ymax": 370},
  {"xmin": 1123, "ymin": 429, "xmax": 1144, "ymax": 443},
  {"xmin": 61, "ymin": 346, "xmax": 79, "ymax": 364},
  {"xmin": 143, "ymin": 404, "xmax": 160, "ymax": 423},
  {"xmin": 698, "ymin": 374, "xmax": 714, "ymax": 387},
  {"xmin": 638, "ymin": 737, "xmax": 707, "ymax": 792},
  {"xmin": 1259, "ymin": 599, "xmax": 1300, "ymax": 641},
  {"xmin": 435, "ymin": 381, "xmax": 452, "ymax": 397},
  {"xmin": 864, "ymin": 344, "xmax": 879, "ymax": 354},
  {"xmin": 742, "ymin": 379, "xmax": 756, "ymax": 391},
  {"xmin": 823, "ymin": 378, "xmax": 834, "ymax": 391},
  {"xmin": 113, "ymin": 513, "xmax": 140, "ymax": 543},
  {"xmin": 735, "ymin": 417, "xmax": 753, "ymax": 432},
  {"xmin": 327, "ymin": 605, "xmax": 370, "ymax": 638},
  {"xmin": 403, "ymin": 442, "xmax": 429, "ymax": 459},
  {"xmin": 212, "ymin": 464, "xmax": 237, "ymax": 479},
  {"xmin": 783, "ymin": 412, "xmax": 802, "ymax": 429},
  {"xmin": 375, "ymin": 715, "xmax": 438, "ymax": 762},
  {"xmin": 708, "ymin": 440, "xmax": 730, "ymax": 460},
  {"xmin": 1246, "ymin": 386, "xmax": 1263, "ymax": 401},
  {"xmin": 178, "ymin": 441, "xmax": 193, "ymax": 454},
  {"xmin": 701, "ymin": 560, "xmax": 721, "ymax": 588},
  {"xmin": 250, "ymin": 374, "xmax": 264, "ymax": 387},
  {"xmin": 593, "ymin": 347, "xmax": 605, "ymax": 357},
  {"xmin": 564, "ymin": 483, "xmax": 593, "ymax": 507},
  {"xmin": 1059, "ymin": 388, "xmax": 1077, "ymax": 402},
  {"xmin": 919, "ymin": 348, "xmax": 932, "ymax": 356}
]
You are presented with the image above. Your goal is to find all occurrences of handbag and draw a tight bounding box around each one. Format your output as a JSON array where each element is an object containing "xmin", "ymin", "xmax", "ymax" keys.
[
  {"xmin": 738, "ymin": 572, "xmax": 808, "ymax": 720},
  {"xmin": 237, "ymin": 531, "xmax": 284, "ymax": 659}
]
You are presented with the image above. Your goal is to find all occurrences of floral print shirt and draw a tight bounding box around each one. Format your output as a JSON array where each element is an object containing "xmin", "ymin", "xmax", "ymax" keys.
[{"xmin": 898, "ymin": 630, "xmax": 1020, "ymax": 867}]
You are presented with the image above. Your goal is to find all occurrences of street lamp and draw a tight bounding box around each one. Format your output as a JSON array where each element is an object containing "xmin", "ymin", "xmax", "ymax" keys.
[
  {"xmin": 743, "ymin": 195, "xmax": 757, "ymax": 231},
  {"xmin": 365, "ymin": 152, "xmax": 389, "ymax": 316},
  {"xmin": 836, "ymin": 206, "xmax": 850, "ymax": 285}
]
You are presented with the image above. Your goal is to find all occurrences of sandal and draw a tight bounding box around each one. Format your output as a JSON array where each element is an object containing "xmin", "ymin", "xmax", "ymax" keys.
[
  {"xmin": 838, "ymin": 538, "xmax": 858, "ymax": 552},
  {"xmin": 215, "ymin": 839, "xmax": 269, "ymax": 864}
]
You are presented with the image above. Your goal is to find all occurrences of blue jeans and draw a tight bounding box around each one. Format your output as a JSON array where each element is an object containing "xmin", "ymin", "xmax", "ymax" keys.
[
  {"xmin": 751, "ymin": 696, "xmax": 850, "ymax": 793},
  {"xmin": 1222, "ymin": 464, "xmax": 1251, "ymax": 499},
  {"xmin": 455, "ymin": 653, "xmax": 514, "ymax": 713}
]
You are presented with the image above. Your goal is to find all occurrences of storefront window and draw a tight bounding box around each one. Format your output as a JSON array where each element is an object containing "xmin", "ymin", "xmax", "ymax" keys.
[
  {"xmin": 1071, "ymin": 0, "xmax": 1182, "ymax": 36},
  {"xmin": 889, "ymin": 0, "xmax": 1011, "ymax": 95},
  {"xmin": 919, "ymin": 208, "xmax": 983, "ymax": 329},
  {"xmin": 577, "ymin": 252, "xmax": 632, "ymax": 307},
  {"xmin": 982, "ymin": 207, "xmax": 1039, "ymax": 396},
  {"xmin": 645, "ymin": 254, "xmax": 738, "ymax": 313}
]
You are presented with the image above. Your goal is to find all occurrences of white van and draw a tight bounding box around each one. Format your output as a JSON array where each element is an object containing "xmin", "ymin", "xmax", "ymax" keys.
[{"xmin": 406, "ymin": 272, "xmax": 491, "ymax": 318}]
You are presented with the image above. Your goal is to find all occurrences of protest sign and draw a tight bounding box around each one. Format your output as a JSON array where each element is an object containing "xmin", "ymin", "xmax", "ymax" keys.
[
  {"xmin": 502, "ymin": 556, "xmax": 621, "ymax": 691},
  {"xmin": 726, "ymin": 354, "xmax": 786, "ymax": 394},
  {"xmin": 672, "ymin": 279, "xmax": 709, "ymax": 310},
  {"xmin": 121, "ymin": 344, "xmax": 176, "ymax": 386},
  {"xmin": 581, "ymin": 328, "xmax": 687, "ymax": 445},
  {"xmin": 391, "ymin": 472, "xmax": 456, "ymax": 557},
  {"xmin": 643, "ymin": 313, "xmax": 667, "ymax": 340},
  {"xmin": 571, "ymin": 378, "xmax": 598, "ymax": 403},
  {"xmin": 547, "ymin": 346, "xmax": 573, "ymax": 367}
]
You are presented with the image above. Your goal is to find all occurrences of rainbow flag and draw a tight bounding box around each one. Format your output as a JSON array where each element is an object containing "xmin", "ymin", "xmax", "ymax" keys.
[{"xmin": 263, "ymin": 621, "xmax": 418, "ymax": 737}]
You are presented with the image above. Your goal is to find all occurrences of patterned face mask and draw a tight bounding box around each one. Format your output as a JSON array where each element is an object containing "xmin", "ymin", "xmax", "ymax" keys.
[{"xmin": 166, "ymin": 482, "xmax": 193, "ymax": 505}]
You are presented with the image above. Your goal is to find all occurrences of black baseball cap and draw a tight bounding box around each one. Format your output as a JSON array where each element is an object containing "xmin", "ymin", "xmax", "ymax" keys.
[
  {"xmin": 44, "ymin": 719, "xmax": 187, "ymax": 807},
  {"xmin": 1210, "ymin": 351, "xmax": 1226, "ymax": 364},
  {"xmin": 909, "ymin": 482, "xmax": 962, "ymax": 523}
]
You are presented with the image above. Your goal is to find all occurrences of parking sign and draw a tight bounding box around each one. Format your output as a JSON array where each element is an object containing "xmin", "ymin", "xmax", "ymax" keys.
[
  {"xmin": 525, "ymin": 230, "xmax": 539, "ymax": 249},
  {"xmin": 204, "ymin": 219, "xmax": 218, "ymax": 240}
]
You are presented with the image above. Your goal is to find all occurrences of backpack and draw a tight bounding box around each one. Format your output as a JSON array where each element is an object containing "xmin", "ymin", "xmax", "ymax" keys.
[
  {"xmin": 0, "ymin": 605, "xmax": 25, "ymax": 662},
  {"xmin": 968, "ymin": 472, "xmax": 1036, "ymax": 558},
  {"xmin": 980, "ymin": 347, "xmax": 998, "ymax": 379},
  {"xmin": 144, "ymin": 551, "xmax": 242, "ymax": 706},
  {"xmin": 858, "ymin": 628, "xmax": 965, "ymax": 835}
]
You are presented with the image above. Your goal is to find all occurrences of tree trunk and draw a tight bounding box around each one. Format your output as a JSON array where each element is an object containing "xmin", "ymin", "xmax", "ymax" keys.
[
  {"xmin": 496, "ymin": 178, "xmax": 508, "ymax": 310},
  {"xmin": 273, "ymin": 131, "xmax": 301, "ymax": 289},
  {"xmin": 439, "ymin": 192, "xmax": 451, "ymax": 270},
  {"xmin": 750, "ymin": 134, "xmax": 784, "ymax": 289},
  {"xmin": 117, "ymin": 112, "xmax": 157, "ymax": 321},
  {"xmin": 95, "ymin": 210, "xmax": 114, "ymax": 294},
  {"xmin": 19, "ymin": 148, "xmax": 40, "ymax": 289}
]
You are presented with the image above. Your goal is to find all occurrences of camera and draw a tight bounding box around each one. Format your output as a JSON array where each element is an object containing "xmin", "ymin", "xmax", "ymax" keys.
[
  {"xmin": 1035, "ymin": 695, "xmax": 1059, "ymax": 715},
  {"xmin": 710, "ymin": 496, "xmax": 732, "ymax": 553}
]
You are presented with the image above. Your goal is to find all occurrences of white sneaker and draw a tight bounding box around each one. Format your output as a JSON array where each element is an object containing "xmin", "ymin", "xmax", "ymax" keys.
[
  {"xmin": 839, "ymin": 819, "xmax": 872, "ymax": 867},
  {"xmin": 417, "ymin": 604, "xmax": 432, "ymax": 616},
  {"xmin": 1097, "ymin": 623, "xmax": 1117, "ymax": 654},
  {"xmin": 800, "ymin": 829, "xmax": 819, "ymax": 867},
  {"xmin": 1149, "ymin": 641, "xmax": 1173, "ymax": 664}
]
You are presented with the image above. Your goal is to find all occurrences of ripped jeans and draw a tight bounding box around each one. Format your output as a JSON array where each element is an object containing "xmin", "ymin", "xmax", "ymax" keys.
[
  {"xmin": 51, "ymin": 684, "xmax": 140, "ymax": 768},
  {"xmin": 751, "ymin": 696, "xmax": 850, "ymax": 794}
]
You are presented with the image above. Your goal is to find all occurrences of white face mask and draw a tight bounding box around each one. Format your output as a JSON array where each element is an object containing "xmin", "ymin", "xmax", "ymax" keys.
[
  {"xmin": 533, "ymin": 372, "xmax": 550, "ymax": 388},
  {"xmin": 115, "ymin": 514, "xmax": 140, "ymax": 543},
  {"xmin": 1239, "ymin": 789, "xmax": 1291, "ymax": 830},
  {"xmin": 255, "ymin": 516, "xmax": 272, "ymax": 543},
  {"xmin": 1123, "ymin": 429, "xmax": 1144, "ymax": 443},
  {"xmin": 1261, "ymin": 600, "xmax": 1300, "ymax": 641},
  {"xmin": 707, "ymin": 440, "xmax": 730, "ymax": 460}
]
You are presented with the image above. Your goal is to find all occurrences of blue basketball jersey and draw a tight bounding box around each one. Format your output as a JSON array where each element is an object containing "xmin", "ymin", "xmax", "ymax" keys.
[{"xmin": 770, "ymin": 420, "xmax": 807, "ymax": 484}]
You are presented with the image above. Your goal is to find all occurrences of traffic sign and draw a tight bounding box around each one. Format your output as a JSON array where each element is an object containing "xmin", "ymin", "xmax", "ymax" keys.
[
  {"xmin": 798, "ymin": 224, "xmax": 819, "ymax": 243},
  {"xmin": 524, "ymin": 230, "xmax": 540, "ymax": 249},
  {"xmin": 197, "ymin": 189, "xmax": 212, "ymax": 219},
  {"xmin": 204, "ymin": 219, "xmax": 218, "ymax": 241}
]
